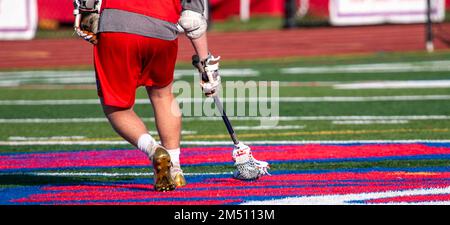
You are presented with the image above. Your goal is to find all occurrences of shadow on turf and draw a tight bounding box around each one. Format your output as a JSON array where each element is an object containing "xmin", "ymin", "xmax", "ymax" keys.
[
  {"xmin": 0, "ymin": 174, "xmax": 154, "ymax": 191},
  {"xmin": 0, "ymin": 174, "xmax": 99, "ymax": 186}
]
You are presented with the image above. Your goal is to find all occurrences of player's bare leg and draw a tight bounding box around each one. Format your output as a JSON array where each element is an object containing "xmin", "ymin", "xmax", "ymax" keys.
[
  {"xmin": 102, "ymin": 105, "xmax": 148, "ymax": 146},
  {"xmin": 146, "ymin": 84, "xmax": 186, "ymax": 187},
  {"xmin": 102, "ymin": 104, "xmax": 176, "ymax": 191}
]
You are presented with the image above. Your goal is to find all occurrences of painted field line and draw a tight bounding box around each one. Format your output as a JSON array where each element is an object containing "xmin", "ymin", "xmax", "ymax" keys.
[
  {"xmin": 1, "ymin": 115, "xmax": 450, "ymax": 124},
  {"xmin": 4, "ymin": 128, "xmax": 449, "ymax": 146},
  {"xmin": 0, "ymin": 69, "xmax": 259, "ymax": 86},
  {"xmin": 8, "ymin": 136, "xmax": 86, "ymax": 141},
  {"xmin": 234, "ymin": 125, "xmax": 305, "ymax": 130},
  {"xmin": 332, "ymin": 120, "xmax": 410, "ymax": 125},
  {"xmin": 182, "ymin": 128, "xmax": 449, "ymax": 140},
  {"xmin": 7, "ymin": 131, "xmax": 197, "ymax": 141},
  {"xmin": 0, "ymin": 171, "xmax": 232, "ymax": 177},
  {"xmin": 374, "ymin": 201, "xmax": 450, "ymax": 205},
  {"xmin": 2, "ymin": 95, "xmax": 450, "ymax": 105},
  {"xmin": 0, "ymin": 69, "xmax": 258, "ymax": 79},
  {"xmin": 241, "ymin": 186, "xmax": 450, "ymax": 205},
  {"xmin": 281, "ymin": 60, "xmax": 450, "ymax": 74},
  {"xmin": 0, "ymin": 139, "xmax": 449, "ymax": 146},
  {"xmin": 334, "ymin": 80, "xmax": 450, "ymax": 89}
]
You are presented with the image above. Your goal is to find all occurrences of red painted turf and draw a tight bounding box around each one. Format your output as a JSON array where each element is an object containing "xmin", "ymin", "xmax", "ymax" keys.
[
  {"xmin": 1, "ymin": 143, "xmax": 450, "ymax": 205},
  {"xmin": 1, "ymin": 144, "xmax": 450, "ymax": 170},
  {"xmin": 11, "ymin": 171, "xmax": 450, "ymax": 204}
]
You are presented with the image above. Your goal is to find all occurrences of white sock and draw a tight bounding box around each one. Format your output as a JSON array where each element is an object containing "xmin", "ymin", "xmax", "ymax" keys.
[
  {"xmin": 137, "ymin": 133, "xmax": 156, "ymax": 157},
  {"xmin": 167, "ymin": 148, "xmax": 181, "ymax": 168}
]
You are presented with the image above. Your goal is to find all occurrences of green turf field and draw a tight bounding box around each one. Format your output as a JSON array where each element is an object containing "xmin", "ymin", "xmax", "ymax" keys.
[
  {"xmin": 0, "ymin": 51, "xmax": 450, "ymax": 187},
  {"xmin": 1, "ymin": 51, "xmax": 450, "ymax": 152}
]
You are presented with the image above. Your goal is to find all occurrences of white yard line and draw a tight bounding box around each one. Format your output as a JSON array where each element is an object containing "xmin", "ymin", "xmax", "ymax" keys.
[
  {"xmin": 281, "ymin": 60, "xmax": 450, "ymax": 74},
  {"xmin": 7, "ymin": 131, "xmax": 196, "ymax": 142},
  {"xmin": 8, "ymin": 136, "xmax": 86, "ymax": 141},
  {"xmin": 0, "ymin": 118, "xmax": 111, "ymax": 123},
  {"xmin": 1, "ymin": 115, "xmax": 450, "ymax": 124},
  {"xmin": 234, "ymin": 125, "xmax": 305, "ymax": 130},
  {"xmin": 1, "ymin": 95, "xmax": 450, "ymax": 105},
  {"xmin": 0, "ymin": 171, "xmax": 233, "ymax": 177},
  {"xmin": 0, "ymin": 69, "xmax": 259, "ymax": 86},
  {"xmin": 241, "ymin": 186, "xmax": 450, "ymax": 205},
  {"xmin": 332, "ymin": 120, "xmax": 410, "ymax": 125},
  {"xmin": 334, "ymin": 80, "xmax": 450, "ymax": 89},
  {"xmin": 0, "ymin": 139, "xmax": 449, "ymax": 146},
  {"xmin": 0, "ymin": 69, "xmax": 259, "ymax": 79}
]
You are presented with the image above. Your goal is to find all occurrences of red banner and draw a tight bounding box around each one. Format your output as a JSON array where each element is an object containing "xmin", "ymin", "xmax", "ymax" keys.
[{"xmin": 37, "ymin": 0, "xmax": 449, "ymax": 23}]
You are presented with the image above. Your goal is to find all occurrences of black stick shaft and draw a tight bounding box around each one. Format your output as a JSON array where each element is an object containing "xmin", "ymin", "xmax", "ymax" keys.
[{"xmin": 213, "ymin": 96, "xmax": 239, "ymax": 145}]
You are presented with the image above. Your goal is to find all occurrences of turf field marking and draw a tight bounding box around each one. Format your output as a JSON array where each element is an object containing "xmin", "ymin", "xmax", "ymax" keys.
[
  {"xmin": 333, "ymin": 80, "xmax": 450, "ymax": 89},
  {"xmin": 7, "ymin": 131, "xmax": 197, "ymax": 141},
  {"xmin": 182, "ymin": 128, "xmax": 449, "ymax": 140},
  {"xmin": 0, "ymin": 171, "xmax": 232, "ymax": 177},
  {"xmin": 281, "ymin": 60, "xmax": 450, "ymax": 74},
  {"xmin": 174, "ymin": 69, "xmax": 259, "ymax": 77},
  {"xmin": 8, "ymin": 136, "xmax": 86, "ymax": 141},
  {"xmin": 2, "ymin": 95, "xmax": 450, "ymax": 105},
  {"xmin": 0, "ymin": 69, "xmax": 258, "ymax": 79},
  {"xmin": 1, "ymin": 115, "xmax": 449, "ymax": 123},
  {"xmin": 0, "ymin": 69, "xmax": 259, "ymax": 86},
  {"xmin": 2, "ymin": 131, "xmax": 450, "ymax": 146},
  {"xmin": 234, "ymin": 125, "xmax": 305, "ymax": 130},
  {"xmin": 4, "ymin": 128, "xmax": 449, "ymax": 145},
  {"xmin": 0, "ymin": 118, "xmax": 110, "ymax": 123},
  {"xmin": 0, "ymin": 139, "xmax": 449, "ymax": 146},
  {"xmin": 181, "ymin": 140, "xmax": 450, "ymax": 145},
  {"xmin": 241, "ymin": 186, "xmax": 450, "ymax": 205},
  {"xmin": 332, "ymin": 120, "xmax": 410, "ymax": 125}
]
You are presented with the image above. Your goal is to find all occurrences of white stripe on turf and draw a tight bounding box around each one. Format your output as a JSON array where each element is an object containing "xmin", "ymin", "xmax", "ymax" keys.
[
  {"xmin": 1, "ymin": 115, "xmax": 449, "ymax": 123},
  {"xmin": 1, "ymin": 95, "xmax": 450, "ymax": 105},
  {"xmin": 7, "ymin": 131, "xmax": 196, "ymax": 141},
  {"xmin": 8, "ymin": 136, "xmax": 86, "ymax": 141},
  {"xmin": 0, "ymin": 139, "xmax": 449, "ymax": 146},
  {"xmin": 333, "ymin": 80, "xmax": 450, "ymax": 89},
  {"xmin": 281, "ymin": 60, "xmax": 450, "ymax": 74},
  {"xmin": 332, "ymin": 120, "xmax": 410, "ymax": 125},
  {"xmin": 0, "ymin": 69, "xmax": 259, "ymax": 86},
  {"xmin": 241, "ymin": 186, "xmax": 450, "ymax": 205},
  {"xmin": 234, "ymin": 125, "xmax": 305, "ymax": 130},
  {"xmin": 0, "ymin": 171, "xmax": 232, "ymax": 177}
]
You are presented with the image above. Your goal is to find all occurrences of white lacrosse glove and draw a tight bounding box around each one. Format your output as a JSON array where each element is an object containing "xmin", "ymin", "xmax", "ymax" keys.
[
  {"xmin": 178, "ymin": 10, "xmax": 208, "ymax": 39},
  {"xmin": 192, "ymin": 54, "xmax": 221, "ymax": 97},
  {"xmin": 73, "ymin": 0, "xmax": 101, "ymax": 44},
  {"xmin": 232, "ymin": 143, "xmax": 271, "ymax": 180}
]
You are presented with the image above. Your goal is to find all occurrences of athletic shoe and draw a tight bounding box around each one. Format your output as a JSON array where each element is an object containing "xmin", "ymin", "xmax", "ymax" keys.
[
  {"xmin": 152, "ymin": 145, "xmax": 176, "ymax": 192},
  {"xmin": 171, "ymin": 167, "xmax": 187, "ymax": 187}
]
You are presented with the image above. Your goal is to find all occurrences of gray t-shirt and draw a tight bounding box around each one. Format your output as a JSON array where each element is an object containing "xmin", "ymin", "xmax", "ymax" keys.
[{"xmin": 98, "ymin": 0, "xmax": 205, "ymax": 41}]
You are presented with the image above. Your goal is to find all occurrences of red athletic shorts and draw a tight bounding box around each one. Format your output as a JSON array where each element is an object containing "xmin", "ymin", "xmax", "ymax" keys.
[{"xmin": 94, "ymin": 32, "xmax": 178, "ymax": 108}]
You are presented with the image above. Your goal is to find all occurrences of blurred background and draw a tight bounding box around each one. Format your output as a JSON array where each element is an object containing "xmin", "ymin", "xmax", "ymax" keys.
[{"xmin": 19, "ymin": 0, "xmax": 450, "ymax": 29}]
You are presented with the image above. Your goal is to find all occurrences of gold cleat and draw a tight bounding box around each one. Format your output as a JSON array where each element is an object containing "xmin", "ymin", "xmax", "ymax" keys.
[
  {"xmin": 173, "ymin": 172, "xmax": 187, "ymax": 187},
  {"xmin": 152, "ymin": 146, "xmax": 176, "ymax": 192}
]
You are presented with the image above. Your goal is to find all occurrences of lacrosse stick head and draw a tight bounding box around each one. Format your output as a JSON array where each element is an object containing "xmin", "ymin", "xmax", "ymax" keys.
[{"xmin": 232, "ymin": 143, "xmax": 270, "ymax": 180}]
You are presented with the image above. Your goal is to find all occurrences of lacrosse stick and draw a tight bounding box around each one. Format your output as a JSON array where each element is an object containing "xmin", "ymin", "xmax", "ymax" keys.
[{"xmin": 192, "ymin": 55, "xmax": 270, "ymax": 180}]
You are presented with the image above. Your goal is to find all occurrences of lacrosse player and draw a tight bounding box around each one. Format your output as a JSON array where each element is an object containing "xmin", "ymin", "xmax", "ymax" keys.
[{"xmin": 73, "ymin": 0, "xmax": 269, "ymax": 192}]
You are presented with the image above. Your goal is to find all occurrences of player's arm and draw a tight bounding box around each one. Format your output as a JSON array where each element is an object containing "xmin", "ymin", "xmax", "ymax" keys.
[
  {"xmin": 179, "ymin": 0, "xmax": 220, "ymax": 97},
  {"xmin": 179, "ymin": 0, "xmax": 209, "ymax": 59},
  {"xmin": 73, "ymin": 0, "xmax": 101, "ymax": 44}
]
